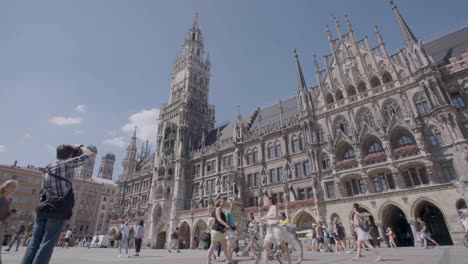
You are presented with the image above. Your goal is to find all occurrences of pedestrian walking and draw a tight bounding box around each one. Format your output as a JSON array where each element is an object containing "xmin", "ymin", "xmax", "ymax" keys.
[
  {"xmin": 351, "ymin": 203, "xmax": 382, "ymax": 262},
  {"xmin": 279, "ymin": 212, "xmax": 289, "ymax": 226},
  {"xmin": 417, "ymin": 217, "xmax": 440, "ymax": 249},
  {"xmin": 133, "ymin": 220, "xmax": 144, "ymax": 256},
  {"xmin": 6, "ymin": 221, "xmax": 25, "ymax": 252},
  {"xmin": 21, "ymin": 144, "xmax": 95, "ymax": 264},
  {"xmin": 386, "ymin": 227, "xmax": 397, "ymax": 248},
  {"xmin": 224, "ymin": 203, "xmax": 238, "ymax": 257},
  {"xmin": 205, "ymin": 199, "xmax": 233, "ymax": 264},
  {"xmin": 333, "ymin": 217, "xmax": 350, "ymax": 254},
  {"xmin": 0, "ymin": 179, "xmax": 19, "ymax": 264},
  {"xmin": 62, "ymin": 229, "xmax": 72, "ymax": 248},
  {"xmin": 260, "ymin": 195, "xmax": 294, "ymax": 264},
  {"xmin": 118, "ymin": 220, "xmax": 130, "ymax": 258},
  {"xmin": 247, "ymin": 213, "xmax": 259, "ymax": 260},
  {"xmin": 168, "ymin": 227, "xmax": 180, "ymax": 253}
]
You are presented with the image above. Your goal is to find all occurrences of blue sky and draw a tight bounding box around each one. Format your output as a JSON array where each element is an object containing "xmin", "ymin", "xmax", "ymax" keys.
[{"xmin": 0, "ymin": 0, "xmax": 466, "ymax": 180}]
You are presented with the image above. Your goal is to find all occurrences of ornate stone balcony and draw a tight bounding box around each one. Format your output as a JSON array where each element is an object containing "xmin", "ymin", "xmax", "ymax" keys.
[
  {"xmin": 362, "ymin": 152, "xmax": 387, "ymax": 166},
  {"xmin": 392, "ymin": 145, "xmax": 419, "ymax": 159},
  {"xmin": 335, "ymin": 159, "xmax": 358, "ymax": 171}
]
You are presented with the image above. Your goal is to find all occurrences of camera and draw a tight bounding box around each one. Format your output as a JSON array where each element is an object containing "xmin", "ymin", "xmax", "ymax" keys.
[{"xmin": 72, "ymin": 145, "xmax": 84, "ymax": 158}]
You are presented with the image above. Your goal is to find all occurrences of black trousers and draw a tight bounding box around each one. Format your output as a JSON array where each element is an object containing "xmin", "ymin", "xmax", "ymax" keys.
[{"xmin": 135, "ymin": 238, "xmax": 142, "ymax": 253}]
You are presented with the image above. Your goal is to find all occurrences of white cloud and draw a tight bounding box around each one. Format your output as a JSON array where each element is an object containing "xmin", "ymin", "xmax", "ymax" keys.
[
  {"xmin": 103, "ymin": 137, "xmax": 126, "ymax": 148},
  {"xmin": 121, "ymin": 109, "xmax": 159, "ymax": 141},
  {"xmin": 75, "ymin": 105, "xmax": 87, "ymax": 113},
  {"xmin": 48, "ymin": 116, "xmax": 82, "ymax": 126},
  {"xmin": 0, "ymin": 145, "xmax": 6, "ymax": 152}
]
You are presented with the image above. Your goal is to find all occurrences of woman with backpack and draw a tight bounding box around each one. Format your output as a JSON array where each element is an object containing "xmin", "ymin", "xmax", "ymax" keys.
[
  {"xmin": 351, "ymin": 203, "xmax": 382, "ymax": 262},
  {"xmin": 205, "ymin": 199, "xmax": 233, "ymax": 264},
  {"xmin": 333, "ymin": 217, "xmax": 350, "ymax": 254}
]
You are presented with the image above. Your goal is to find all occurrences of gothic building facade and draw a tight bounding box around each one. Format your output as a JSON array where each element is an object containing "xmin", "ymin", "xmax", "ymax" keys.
[{"xmin": 141, "ymin": 2, "xmax": 467, "ymax": 248}]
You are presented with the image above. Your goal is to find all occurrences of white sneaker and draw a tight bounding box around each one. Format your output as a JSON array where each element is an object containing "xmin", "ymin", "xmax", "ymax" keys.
[
  {"xmin": 126, "ymin": 255, "xmax": 130, "ymax": 258},
  {"xmin": 118, "ymin": 254, "xmax": 121, "ymax": 258}
]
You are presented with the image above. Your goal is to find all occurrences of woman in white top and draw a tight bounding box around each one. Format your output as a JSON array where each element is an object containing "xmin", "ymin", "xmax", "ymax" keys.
[
  {"xmin": 118, "ymin": 220, "xmax": 131, "ymax": 258},
  {"xmin": 260, "ymin": 195, "xmax": 293, "ymax": 264},
  {"xmin": 352, "ymin": 203, "xmax": 382, "ymax": 262}
]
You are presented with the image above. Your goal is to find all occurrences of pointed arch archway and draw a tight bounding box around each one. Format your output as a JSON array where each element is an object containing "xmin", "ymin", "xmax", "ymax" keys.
[
  {"xmin": 179, "ymin": 221, "xmax": 191, "ymax": 249},
  {"xmin": 293, "ymin": 210, "xmax": 316, "ymax": 231},
  {"xmin": 380, "ymin": 203, "xmax": 414, "ymax": 246},
  {"xmin": 412, "ymin": 199, "xmax": 453, "ymax": 245},
  {"xmin": 192, "ymin": 219, "xmax": 208, "ymax": 249}
]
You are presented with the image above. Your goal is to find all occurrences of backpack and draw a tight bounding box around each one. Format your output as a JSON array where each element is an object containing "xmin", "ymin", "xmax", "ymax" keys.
[
  {"xmin": 391, "ymin": 232, "xmax": 396, "ymax": 239},
  {"xmin": 200, "ymin": 231, "xmax": 211, "ymax": 243},
  {"xmin": 171, "ymin": 231, "xmax": 178, "ymax": 240},
  {"xmin": 355, "ymin": 213, "xmax": 369, "ymax": 232},
  {"xmin": 36, "ymin": 171, "xmax": 75, "ymax": 220}
]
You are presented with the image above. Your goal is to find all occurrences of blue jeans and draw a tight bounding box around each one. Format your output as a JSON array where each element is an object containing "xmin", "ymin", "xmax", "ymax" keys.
[
  {"xmin": 7, "ymin": 233, "xmax": 23, "ymax": 251},
  {"xmin": 21, "ymin": 214, "xmax": 65, "ymax": 264},
  {"xmin": 119, "ymin": 236, "xmax": 129, "ymax": 255}
]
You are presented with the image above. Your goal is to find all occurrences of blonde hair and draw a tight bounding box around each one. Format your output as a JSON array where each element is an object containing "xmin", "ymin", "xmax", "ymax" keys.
[{"xmin": 0, "ymin": 180, "xmax": 18, "ymax": 196}]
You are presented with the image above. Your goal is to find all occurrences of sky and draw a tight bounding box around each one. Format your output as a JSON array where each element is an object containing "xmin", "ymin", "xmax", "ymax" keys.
[{"xmin": 0, "ymin": 0, "xmax": 466, "ymax": 180}]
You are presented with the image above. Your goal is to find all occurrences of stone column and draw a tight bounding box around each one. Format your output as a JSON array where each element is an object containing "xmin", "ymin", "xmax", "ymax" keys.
[
  {"xmin": 391, "ymin": 170, "xmax": 403, "ymax": 190},
  {"xmin": 407, "ymin": 219, "xmax": 419, "ymax": 246}
]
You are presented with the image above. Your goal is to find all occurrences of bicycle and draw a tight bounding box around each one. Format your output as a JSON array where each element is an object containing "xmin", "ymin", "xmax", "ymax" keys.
[{"xmin": 230, "ymin": 224, "xmax": 303, "ymax": 264}]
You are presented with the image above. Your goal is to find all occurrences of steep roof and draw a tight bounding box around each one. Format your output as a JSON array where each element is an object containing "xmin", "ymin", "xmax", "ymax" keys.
[{"xmin": 425, "ymin": 26, "xmax": 468, "ymax": 65}]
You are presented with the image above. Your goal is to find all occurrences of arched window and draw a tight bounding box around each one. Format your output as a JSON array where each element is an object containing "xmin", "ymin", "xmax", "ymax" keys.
[
  {"xmin": 368, "ymin": 142, "xmax": 383, "ymax": 154},
  {"xmin": 370, "ymin": 76, "xmax": 382, "ymax": 88},
  {"xmin": 357, "ymin": 109, "xmax": 375, "ymax": 129},
  {"xmin": 334, "ymin": 117, "xmax": 350, "ymax": 136},
  {"xmin": 343, "ymin": 148, "xmax": 356, "ymax": 160},
  {"xmin": 397, "ymin": 135, "xmax": 413, "ymax": 147},
  {"xmin": 429, "ymin": 128, "xmax": 443, "ymax": 146},
  {"xmin": 267, "ymin": 143, "xmax": 274, "ymax": 160},
  {"xmin": 347, "ymin": 85, "xmax": 357, "ymax": 96},
  {"xmin": 317, "ymin": 128, "xmax": 325, "ymax": 143},
  {"xmin": 291, "ymin": 136, "xmax": 300, "ymax": 153},
  {"xmin": 383, "ymin": 101, "xmax": 404, "ymax": 122},
  {"xmin": 449, "ymin": 88, "xmax": 465, "ymax": 108},
  {"xmin": 245, "ymin": 150, "xmax": 252, "ymax": 165},
  {"xmin": 298, "ymin": 133, "xmax": 304, "ymax": 151},
  {"xmin": 414, "ymin": 95, "xmax": 430, "ymax": 114},
  {"xmin": 326, "ymin": 94, "xmax": 334, "ymax": 104},
  {"xmin": 336, "ymin": 90, "xmax": 344, "ymax": 101},
  {"xmin": 274, "ymin": 141, "xmax": 282, "ymax": 157},
  {"xmin": 357, "ymin": 81, "xmax": 367, "ymax": 93},
  {"xmin": 322, "ymin": 154, "xmax": 331, "ymax": 169},
  {"xmin": 252, "ymin": 148, "xmax": 259, "ymax": 164},
  {"xmin": 382, "ymin": 72, "xmax": 393, "ymax": 84}
]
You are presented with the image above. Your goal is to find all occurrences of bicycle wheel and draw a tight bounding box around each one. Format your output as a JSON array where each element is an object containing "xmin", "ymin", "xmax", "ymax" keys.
[
  {"xmin": 232, "ymin": 235, "xmax": 262, "ymax": 264},
  {"xmin": 288, "ymin": 238, "xmax": 303, "ymax": 264}
]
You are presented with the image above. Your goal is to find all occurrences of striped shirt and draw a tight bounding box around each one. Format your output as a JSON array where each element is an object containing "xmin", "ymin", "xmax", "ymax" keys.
[{"xmin": 44, "ymin": 154, "xmax": 89, "ymax": 198}]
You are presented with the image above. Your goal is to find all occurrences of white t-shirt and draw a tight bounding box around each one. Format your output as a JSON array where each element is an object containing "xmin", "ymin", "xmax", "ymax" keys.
[{"xmin": 65, "ymin": 230, "xmax": 72, "ymax": 238}]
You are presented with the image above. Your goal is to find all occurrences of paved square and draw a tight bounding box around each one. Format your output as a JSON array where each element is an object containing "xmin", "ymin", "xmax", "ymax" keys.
[{"xmin": 3, "ymin": 246, "xmax": 467, "ymax": 264}]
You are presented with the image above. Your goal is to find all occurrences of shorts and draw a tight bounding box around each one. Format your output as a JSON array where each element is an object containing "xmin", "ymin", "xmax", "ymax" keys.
[
  {"xmin": 226, "ymin": 229, "xmax": 237, "ymax": 240},
  {"xmin": 64, "ymin": 238, "xmax": 70, "ymax": 243},
  {"xmin": 211, "ymin": 230, "xmax": 226, "ymax": 242},
  {"xmin": 318, "ymin": 238, "xmax": 324, "ymax": 243}
]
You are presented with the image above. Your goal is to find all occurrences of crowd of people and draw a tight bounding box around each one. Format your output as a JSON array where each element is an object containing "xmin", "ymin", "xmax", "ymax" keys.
[{"xmin": 1, "ymin": 143, "xmax": 467, "ymax": 264}]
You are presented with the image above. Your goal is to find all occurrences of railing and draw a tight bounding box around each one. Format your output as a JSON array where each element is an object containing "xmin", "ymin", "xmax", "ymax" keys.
[
  {"xmin": 335, "ymin": 159, "xmax": 358, "ymax": 172},
  {"xmin": 362, "ymin": 152, "xmax": 387, "ymax": 166},
  {"xmin": 392, "ymin": 145, "xmax": 419, "ymax": 160}
]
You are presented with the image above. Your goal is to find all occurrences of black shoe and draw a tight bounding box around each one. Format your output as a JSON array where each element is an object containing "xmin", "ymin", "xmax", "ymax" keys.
[
  {"xmin": 168, "ymin": 250, "xmax": 171, "ymax": 253},
  {"xmin": 5, "ymin": 249, "xmax": 10, "ymax": 252},
  {"xmin": 177, "ymin": 250, "xmax": 180, "ymax": 253}
]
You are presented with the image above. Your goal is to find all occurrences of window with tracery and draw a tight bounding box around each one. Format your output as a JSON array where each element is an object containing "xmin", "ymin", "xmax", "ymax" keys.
[
  {"xmin": 414, "ymin": 95, "xmax": 430, "ymax": 114},
  {"xmin": 383, "ymin": 101, "xmax": 404, "ymax": 122},
  {"xmin": 334, "ymin": 117, "xmax": 350, "ymax": 136},
  {"xmin": 343, "ymin": 148, "xmax": 356, "ymax": 159},
  {"xmin": 429, "ymin": 128, "xmax": 443, "ymax": 146},
  {"xmin": 368, "ymin": 142, "xmax": 383, "ymax": 154},
  {"xmin": 357, "ymin": 110, "xmax": 375, "ymax": 129}
]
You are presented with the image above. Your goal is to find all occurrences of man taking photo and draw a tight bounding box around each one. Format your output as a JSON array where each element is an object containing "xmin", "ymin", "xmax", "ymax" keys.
[{"xmin": 21, "ymin": 144, "xmax": 95, "ymax": 264}]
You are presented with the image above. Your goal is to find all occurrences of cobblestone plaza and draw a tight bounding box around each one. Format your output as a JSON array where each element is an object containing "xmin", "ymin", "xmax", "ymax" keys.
[{"xmin": 3, "ymin": 246, "xmax": 468, "ymax": 264}]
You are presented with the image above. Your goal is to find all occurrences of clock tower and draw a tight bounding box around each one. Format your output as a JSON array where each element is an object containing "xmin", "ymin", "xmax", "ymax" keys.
[{"xmin": 147, "ymin": 12, "xmax": 215, "ymax": 248}]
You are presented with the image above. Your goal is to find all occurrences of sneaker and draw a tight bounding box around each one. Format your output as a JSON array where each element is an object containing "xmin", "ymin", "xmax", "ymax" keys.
[
  {"xmin": 168, "ymin": 250, "xmax": 172, "ymax": 253},
  {"xmin": 133, "ymin": 254, "xmax": 139, "ymax": 256},
  {"xmin": 5, "ymin": 249, "xmax": 10, "ymax": 252},
  {"xmin": 177, "ymin": 250, "xmax": 180, "ymax": 253},
  {"xmin": 118, "ymin": 254, "xmax": 122, "ymax": 258},
  {"xmin": 126, "ymin": 255, "xmax": 130, "ymax": 258}
]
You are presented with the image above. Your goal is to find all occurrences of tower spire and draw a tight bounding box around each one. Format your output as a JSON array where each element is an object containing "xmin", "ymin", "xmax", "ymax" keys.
[
  {"xmin": 294, "ymin": 49, "xmax": 307, "ymax": 91},
  {"xmin": 390, "ymin": 1, "xmax": 417, "ymax": 46},
  {"xmin": 192, "ymin": 11, "xmax": 199, "ymax": 31}
]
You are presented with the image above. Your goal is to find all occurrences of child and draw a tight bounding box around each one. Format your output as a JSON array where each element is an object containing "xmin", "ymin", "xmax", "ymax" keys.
[{"xmin": 386, "ymin": 227, "xmax": 397, "ymax": 248}]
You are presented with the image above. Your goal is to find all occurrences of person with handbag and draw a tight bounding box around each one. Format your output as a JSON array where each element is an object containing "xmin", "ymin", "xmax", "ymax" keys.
[
  {"xmin": 206, "ymin": 199, "xmax": 233, "ymax": 264},
  {"xmin": 351, "ymin": 203, "xmax": 382, "ymax": 262},
  {"xmin": 133, "ymin": 220, "xmax": 144, "ymax": 256},
  {"xmin": 21, "ymin": 144, "xmax": 95, "ymax": 264},
  {"xmin": 117, "ymin": 220, "xmax": 131, "ymax": 258}
]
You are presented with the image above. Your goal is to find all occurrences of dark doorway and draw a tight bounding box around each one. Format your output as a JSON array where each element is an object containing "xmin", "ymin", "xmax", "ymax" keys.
[
  {"xmin": 156, "ymin": 231, "xmax": 166, "ymax": 249},
  {"xmin": 382, "ymin": 204, "xmax": 414, "ymax": 247},
  {"xmin": 416, "ymin": 201, "xmax": 453, "ymax": 245}
]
